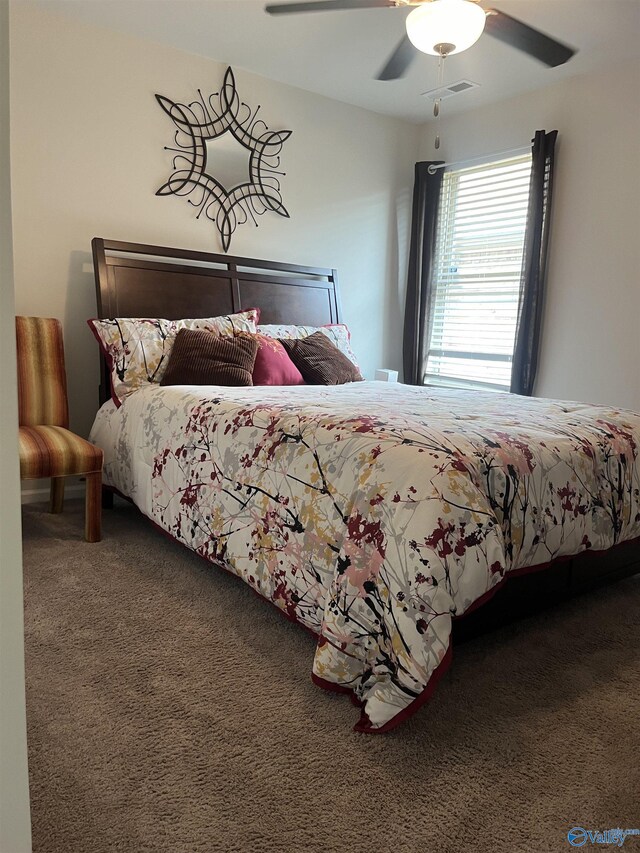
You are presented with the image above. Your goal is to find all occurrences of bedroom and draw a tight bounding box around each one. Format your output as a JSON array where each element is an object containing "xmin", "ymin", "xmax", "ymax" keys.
[{"xmin": 1, "ymin": 0, "xmax": 639, "ymax": 851}]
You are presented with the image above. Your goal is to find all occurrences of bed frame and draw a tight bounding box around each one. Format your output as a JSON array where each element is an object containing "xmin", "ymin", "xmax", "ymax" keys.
[
  {"xmin": 91, "ymin": 237, "xmax": 639, "ymax": 640},
  {"xmin": 92, "ymin": 237, "xmax": 341, "ymax": 408}
]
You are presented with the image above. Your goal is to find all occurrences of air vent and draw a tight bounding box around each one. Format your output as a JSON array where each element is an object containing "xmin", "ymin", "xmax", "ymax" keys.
[{"xmin": 421, "ymin": 80, "xmax": 480, "ymax": 100}]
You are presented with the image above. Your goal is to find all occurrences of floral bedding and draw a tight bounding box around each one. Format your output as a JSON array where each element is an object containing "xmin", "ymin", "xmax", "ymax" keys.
[{"xmin": 89, "ymin": 382, "xmax": 640, "ymax": 732}]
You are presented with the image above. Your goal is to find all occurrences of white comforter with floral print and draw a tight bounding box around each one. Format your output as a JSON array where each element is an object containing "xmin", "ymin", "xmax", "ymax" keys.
[{"xmin": 89, "ymin": 382, "xmax": 640, "ymax": 731}]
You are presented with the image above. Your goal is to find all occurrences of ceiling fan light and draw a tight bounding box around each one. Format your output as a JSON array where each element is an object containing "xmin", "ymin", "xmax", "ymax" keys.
[{"xmin": 406, "ymin": 0, "xmax": 486, "ymax": 56}]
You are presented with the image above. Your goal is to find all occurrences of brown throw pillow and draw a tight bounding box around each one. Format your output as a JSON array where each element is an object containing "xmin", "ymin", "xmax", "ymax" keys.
[
  {"xmin": 160, "ymin": 329, "xmax": 258, "ymax": 387},
  {"xmin": 280, "ymin": 331, "xmax": 363, "ymax": 385}
]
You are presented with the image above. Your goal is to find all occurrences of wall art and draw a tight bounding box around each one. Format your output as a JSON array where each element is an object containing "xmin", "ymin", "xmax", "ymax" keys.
[{"xmin": 156, "ymin": 67, "xmax": 292, "ymax": 251}]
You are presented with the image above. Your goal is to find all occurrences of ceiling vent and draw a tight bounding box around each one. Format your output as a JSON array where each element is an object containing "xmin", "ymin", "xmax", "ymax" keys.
[{"xmin": 421, "ymin": 80, "xmax": 480, "ymax": 100}]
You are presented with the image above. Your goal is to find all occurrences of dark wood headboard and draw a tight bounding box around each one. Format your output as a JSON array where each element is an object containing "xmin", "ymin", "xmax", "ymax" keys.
[{"xmin": 91, "ymin": 238, "xmax": 342, "ymax": 405}]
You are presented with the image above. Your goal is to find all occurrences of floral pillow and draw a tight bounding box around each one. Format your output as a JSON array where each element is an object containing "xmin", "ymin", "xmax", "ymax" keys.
[
  {"xmin": 257, "ymin": 323, "xmax": 362, "ymax": 378},
  {"xmin": 89, "ymin": 309, "xmax": 259, "ymax": 406}
]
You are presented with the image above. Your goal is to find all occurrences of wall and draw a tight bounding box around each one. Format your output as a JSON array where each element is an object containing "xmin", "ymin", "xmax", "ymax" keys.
[
  {"xmin": 418, "ymin": 57, "xmax": 640, "ymax": 410},
  {"xmin": 0, "ymin": 0, "xmax": 32, "ymax": 848},
  {"xmin": 11, "ymin": 5, "xmax": 638, "ymax": 426},
  {"xmin": 10, "ymin": 2, "xmax": 418, "ymax": 441}
]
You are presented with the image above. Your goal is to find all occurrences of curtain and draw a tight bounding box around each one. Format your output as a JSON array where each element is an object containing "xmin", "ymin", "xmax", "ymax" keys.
[
  {"xmin": 510, "ymin": 130, "xmax": 558, "ymax": 396},
  {"xmin": 402, "ymin": 161, "xmax": 443, "ymax": 386}
]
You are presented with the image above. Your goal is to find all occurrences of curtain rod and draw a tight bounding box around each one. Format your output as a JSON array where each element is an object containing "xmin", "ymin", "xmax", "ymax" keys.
[{"xmin": 427, "ymin": 142, "xmax": 533, "ymax": 175}]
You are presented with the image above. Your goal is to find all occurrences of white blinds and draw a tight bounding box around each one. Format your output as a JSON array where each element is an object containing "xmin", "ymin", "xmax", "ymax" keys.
[{"xmin": 424, "ymin": 154, "xmax": 532, "ymax": 391}]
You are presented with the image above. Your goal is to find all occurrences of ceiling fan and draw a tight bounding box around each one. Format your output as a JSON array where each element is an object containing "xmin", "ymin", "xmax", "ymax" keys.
[{"xmin": 264, "ymin": 0, "xmax": 576, "ymax": 81}]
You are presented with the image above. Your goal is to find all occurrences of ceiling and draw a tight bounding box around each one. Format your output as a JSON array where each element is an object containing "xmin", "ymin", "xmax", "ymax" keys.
[{"xmin": 34, "ymin": 0, "xmax": 640, "ymax": 123}]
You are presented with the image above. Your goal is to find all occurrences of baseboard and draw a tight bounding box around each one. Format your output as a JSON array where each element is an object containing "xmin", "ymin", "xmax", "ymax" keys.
[{"xmin": 21, "ymin": 482, "xmax": 85, "ymax": 505}]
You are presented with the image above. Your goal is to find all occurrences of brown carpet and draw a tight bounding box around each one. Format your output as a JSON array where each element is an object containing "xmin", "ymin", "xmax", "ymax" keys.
[{"xmin": 22, "ymin": 499, "xmax": 640, "ymax": 853}]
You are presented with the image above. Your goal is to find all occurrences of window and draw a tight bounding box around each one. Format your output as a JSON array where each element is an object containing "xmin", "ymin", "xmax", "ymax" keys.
[{"xmin": 424, "ymin": 154, "xmax": 532, "ymax": 391}]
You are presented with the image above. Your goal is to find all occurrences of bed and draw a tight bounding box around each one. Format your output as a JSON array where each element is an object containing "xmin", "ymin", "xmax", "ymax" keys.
[{"xmin": 89, "ymin": 238, "xmax": 640, "ymax": 733}]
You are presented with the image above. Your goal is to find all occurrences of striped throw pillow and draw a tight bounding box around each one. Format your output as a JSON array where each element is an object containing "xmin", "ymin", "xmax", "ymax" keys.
[
  {"xmin": 280, "ymin": 332, "xmax": 363, "ymax": 385},
  {"xmin": 160, "ymin": 330, "xmax": 259, "ymax": 387}
]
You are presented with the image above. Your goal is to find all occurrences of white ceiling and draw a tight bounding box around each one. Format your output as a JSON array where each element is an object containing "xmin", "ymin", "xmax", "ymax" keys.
[{"xmin": 34, "ymin": 0, "xmax": 640, "ymax": 123}]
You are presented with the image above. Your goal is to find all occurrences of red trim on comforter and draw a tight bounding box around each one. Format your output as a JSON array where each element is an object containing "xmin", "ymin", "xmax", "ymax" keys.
[{"xmin": 105, "ymin": 485, "xmax": 639, "ymax": 734}]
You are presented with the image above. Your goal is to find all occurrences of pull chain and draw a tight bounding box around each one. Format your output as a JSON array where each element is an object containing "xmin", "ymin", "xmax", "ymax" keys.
[{"xmin": 434, "ymin": 50, "xmax": 446, "ymax": 151}]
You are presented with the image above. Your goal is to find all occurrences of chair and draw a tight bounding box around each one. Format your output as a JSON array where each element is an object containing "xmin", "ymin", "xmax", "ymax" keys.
[{"xmin": 16, "ymin": 316, "xmax": 103, "ymax": 542}]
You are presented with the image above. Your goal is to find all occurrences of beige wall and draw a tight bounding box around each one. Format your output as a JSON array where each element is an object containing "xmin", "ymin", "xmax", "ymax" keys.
[
  {"xmin": 0, "ymin": 0, "xmax": 32, "ymax": 848},
  {"xmin": 10, "ymin": 3, "xmax": 418, "ymax": 440},
  {"xmin": 418, "ymin": 58, "xmax": 640, "ymax": 410},
  {"xmin": 10, "ymin": 4, "xmax": 640, "ymax": 429}
]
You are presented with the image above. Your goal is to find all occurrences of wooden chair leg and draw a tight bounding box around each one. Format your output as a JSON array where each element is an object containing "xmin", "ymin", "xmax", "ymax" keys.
[
  {"xmin": 50, "ymin": 477, "xmax": 65, "ymax": 513},
  {"xmin": 85, "ymin": 471, "xmax": 102, "ymax": 543}
]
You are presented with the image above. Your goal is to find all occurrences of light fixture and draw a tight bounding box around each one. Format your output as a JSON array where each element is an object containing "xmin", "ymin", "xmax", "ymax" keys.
[{"xmin": 406, "ymin": 0, "xmax": 486, "ymax": 58}]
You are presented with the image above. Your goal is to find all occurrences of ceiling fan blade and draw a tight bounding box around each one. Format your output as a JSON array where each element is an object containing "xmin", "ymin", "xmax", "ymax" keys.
[
  {"xmin": 376, "ymin": 34, "xmax": 416, "ymax": 80},
  {"xmin": 266, "ymin": 0, "xmax": 395, "ymax": 15},
  {"xmin": 484, "ymin": 9, "xmax": 576, "ymax": 67}
]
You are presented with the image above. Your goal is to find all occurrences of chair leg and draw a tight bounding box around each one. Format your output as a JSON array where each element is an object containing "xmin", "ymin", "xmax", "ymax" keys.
[
  {"xmin": 50, "ymin": 477, "xmax": 65, "ymax": 513},
  {"xmin": 85, "ymin": 471, "xmax": 102, "ymax": 543}
]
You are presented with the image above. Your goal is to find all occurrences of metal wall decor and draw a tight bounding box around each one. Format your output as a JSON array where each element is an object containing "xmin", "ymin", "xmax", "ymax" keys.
[{"xmin": 156, "ymin": 67, "xmax": 292, "ymax": 251}]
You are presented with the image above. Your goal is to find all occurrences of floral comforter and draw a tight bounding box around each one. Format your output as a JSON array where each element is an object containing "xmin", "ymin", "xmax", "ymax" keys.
[{"xmin": 90, "ymin": 382, "xmax": 640, "ymax": 731}]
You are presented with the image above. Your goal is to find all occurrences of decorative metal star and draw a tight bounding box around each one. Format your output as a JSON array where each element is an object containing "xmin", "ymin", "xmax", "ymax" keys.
[{"xmin": 156, "ymin": 67, "xmax": 292, "ymax": 252}]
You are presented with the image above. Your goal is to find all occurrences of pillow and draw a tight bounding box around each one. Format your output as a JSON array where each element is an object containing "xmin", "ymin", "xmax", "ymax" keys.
[
  {"xmin": 252, "ymin": 334, "xmax": 305, "ymax": 386},
  {"xmin": 257, "ymin": 323, "xmax": 362, "ymax": 378},
  {"xmin": 160, "ymin": 329, "xmax": 259, "ymax": 387},
  {"xmin": 88, "ymin": 309, "xmax": 259, "ymax": 405},
  {"xmin": 280, "ymin": 332, "xmax": 363, "ymax": 386}
]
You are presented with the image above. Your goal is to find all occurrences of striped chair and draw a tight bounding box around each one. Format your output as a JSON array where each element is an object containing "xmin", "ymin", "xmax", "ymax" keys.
[{"xmin": 16, "ymin": 316, "xmax": 103, "ymax": 542}]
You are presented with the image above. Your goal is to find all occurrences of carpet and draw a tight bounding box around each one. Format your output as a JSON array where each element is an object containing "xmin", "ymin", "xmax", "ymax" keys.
[{"xmin": 22, "ymin": 499, "xmax": 640, "ymax": 853}]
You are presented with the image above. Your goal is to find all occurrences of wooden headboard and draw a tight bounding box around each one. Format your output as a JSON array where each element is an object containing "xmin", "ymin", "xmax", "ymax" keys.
[{"xmin": 91, "ymin": 238, "xmax": 342, "ymax": 405}]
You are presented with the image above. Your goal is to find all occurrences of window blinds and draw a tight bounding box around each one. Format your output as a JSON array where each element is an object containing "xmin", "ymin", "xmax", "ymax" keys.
[{"xmin": 424, "ymin": 154, "xmax": 532, "ymax": 391}]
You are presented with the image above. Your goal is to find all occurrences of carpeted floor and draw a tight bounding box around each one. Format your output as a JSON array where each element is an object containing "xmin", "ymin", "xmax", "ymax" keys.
[{"xmin": 22, "ymin": 499, "xmax": 640, "ymax": 853}]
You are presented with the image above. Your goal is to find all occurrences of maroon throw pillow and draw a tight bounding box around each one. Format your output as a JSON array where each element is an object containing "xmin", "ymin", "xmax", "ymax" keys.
[
  {"xmin": 160, "ymin": 329, "xmax": 258, "ymax": 387},
  {"xmin": 279, "ymin": 332, "xmax": 363, "ymax": 385},
  {"xmin": 252, "ymin": 334, "xmax": 305, "ymax": 386}
]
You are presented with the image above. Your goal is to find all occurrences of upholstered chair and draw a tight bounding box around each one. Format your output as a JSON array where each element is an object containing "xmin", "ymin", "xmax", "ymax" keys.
[{"xmin": 16, "ymin": 316, "xmax": 103, "ymax": 542}]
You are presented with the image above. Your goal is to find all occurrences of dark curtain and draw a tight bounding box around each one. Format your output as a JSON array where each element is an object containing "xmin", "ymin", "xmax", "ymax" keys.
[
  {"xmin": 510, "ymin": 130, "xmax": 558, "ymax": 396},
  {"xmin": 402, "ymin": 161, "xmax": 443, "ymax": 386}
]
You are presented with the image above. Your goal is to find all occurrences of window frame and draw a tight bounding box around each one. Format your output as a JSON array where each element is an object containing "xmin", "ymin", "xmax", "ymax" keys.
[{"xmin": 423, "ymin": 152, "xmax": 533, "ymax": 392}]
